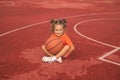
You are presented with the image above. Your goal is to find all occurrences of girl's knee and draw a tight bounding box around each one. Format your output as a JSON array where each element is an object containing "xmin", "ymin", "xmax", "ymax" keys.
[
  {"xmin": 41, "ymin": 45, "xmax": 45, "ymax": 50},
  {"xmin": 64, "ymin": 45, "xmax": 70, "ymax": 49}
]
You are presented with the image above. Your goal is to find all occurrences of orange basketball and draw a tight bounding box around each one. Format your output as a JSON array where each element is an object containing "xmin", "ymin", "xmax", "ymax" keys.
[{"xmin": 45, "ymin": 37, "xmax": 64, "ymax": 54}]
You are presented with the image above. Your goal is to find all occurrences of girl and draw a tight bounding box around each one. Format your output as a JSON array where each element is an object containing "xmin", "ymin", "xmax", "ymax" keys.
[{"xmin": 41, "ymin": 19, "xmax": 75, "ymax": 63}]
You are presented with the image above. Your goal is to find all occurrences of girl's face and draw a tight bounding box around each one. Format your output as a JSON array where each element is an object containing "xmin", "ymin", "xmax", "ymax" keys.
[{"xmin": 54, "ymin": 24, "xmax": 65, "ymax": 37}]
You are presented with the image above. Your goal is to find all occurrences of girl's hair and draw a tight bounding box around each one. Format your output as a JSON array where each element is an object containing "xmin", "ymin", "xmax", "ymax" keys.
[{"xmin": 50, "ymin": 19, "xmax": 67, "ymax": 32}]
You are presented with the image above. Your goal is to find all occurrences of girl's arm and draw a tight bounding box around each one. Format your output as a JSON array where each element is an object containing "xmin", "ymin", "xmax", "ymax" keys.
[
  {"xmin": 41, "ymin": 45, "xmax": 54, "ymax": 57},
  {"xmin": 63, "ymin": 34, "xmax": 75, "ymax": 57}
]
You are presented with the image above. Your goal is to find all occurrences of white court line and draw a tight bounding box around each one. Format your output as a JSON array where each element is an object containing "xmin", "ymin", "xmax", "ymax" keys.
[
  {"xmin": 98, "ymin": 47, "xmax": 120, "ymax": 66},
  {"xmin": 0, "ymin": 12, "xmax": 120, "ymax": 66},
  {"xmin": 74, "ymin": 18, "xmax": 120, "ymax": 48},
  {"xmin": 62, "ymin": 12, "xmax": 120, "ymax": 19},
  {"xmin": 99, "ymin": 57, "xmax": 120, "ymax": 66},
  {"xmin": 74, "ymin": 18, "xmax": 120, "ymax": 66},
  {"xmin": 0, "ymin": 12, "xmax": 120, "ymax": 37},
  {"xmin": 0, "ymin": 21, "xmax": 48, "ymax": 37},
  {"xmin": 100, "ymin": 58, "xmax": 120, "ymax": 66},
  {"xmin": 98, "ymin": 47, "xmax": 120, "ymax": 59}
]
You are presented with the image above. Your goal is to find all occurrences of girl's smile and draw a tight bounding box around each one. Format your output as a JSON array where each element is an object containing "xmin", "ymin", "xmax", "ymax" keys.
[{"xmin": 54, "ymin": 24, "xmax": 65, "ymax": 37}]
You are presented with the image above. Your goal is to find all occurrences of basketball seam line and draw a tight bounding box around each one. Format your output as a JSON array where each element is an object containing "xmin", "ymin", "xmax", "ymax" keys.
[
  {"xmin": 45, "ymin": 38, "xmax": 60, "ymax": 47},
  {"xmin": 48, "ymin": 41, "xmax": 63, "ymax": 53}
]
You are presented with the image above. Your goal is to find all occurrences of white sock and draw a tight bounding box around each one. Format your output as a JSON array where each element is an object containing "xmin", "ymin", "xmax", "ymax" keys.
[{"xmin": 52, "ymin": 56, "xmax": 56, "ymax": 61}]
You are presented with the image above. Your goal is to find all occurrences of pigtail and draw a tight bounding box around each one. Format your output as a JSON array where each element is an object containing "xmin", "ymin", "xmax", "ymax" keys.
[
  {"xmin": 62, "ymin": 19, "xmax": 67, "ymax": 23},
  {"xmin": 50, "ymin": 19, "xmax": 55, "ymax": 24},
  {"xmin": 50, "ymin": 19, "xmax": 67, "ymax": 33}
]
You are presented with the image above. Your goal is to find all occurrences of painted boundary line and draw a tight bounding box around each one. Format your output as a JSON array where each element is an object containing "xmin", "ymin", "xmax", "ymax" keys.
[
  {"xmin": 0, "ymin": 21, "xmax": 48, "ymax": 37},
  {"xmin": 74, "ymin": 18, "xmax": 120, "ymax": 66},
  {"xmin": 74, "ymin": 18, "xmax": 120, "ymax": 48},
  {"xmin": 99, "ymin": 58, "xmax": 120, "ymax": 66},
  {"xmin": 98, "ymin": 47, "xmax": 120, "ymax": 59},
  {"xmin": 98, "ymin": 47, "xmax": 120, "ymax": 66},
  {"xmin": 63, "ymin": 12, "xmax": 120, "ymax": 19},
  {"xmin": 0, "ymin": 12, "xmax": 120, "ymax": 37},
  {"xmin": 0, "ymin": 12, "xmax": 120, "ymax": 66}
]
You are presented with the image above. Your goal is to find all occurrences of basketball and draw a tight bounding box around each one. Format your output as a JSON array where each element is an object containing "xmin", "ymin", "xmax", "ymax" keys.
[{"xmin": 45, "ymin": 37, "xmax": 64, "ymax": 54}]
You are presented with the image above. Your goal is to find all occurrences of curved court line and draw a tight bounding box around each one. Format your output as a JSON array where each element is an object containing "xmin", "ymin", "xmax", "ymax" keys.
[
  {"xmin": 62, "ymin": 12, "xmax": 120, "ymax": 19},
  {"xmin": 0, "ymin": 12, "xmax": 120, "ymax": 66},
  {"xmin": 74, "ymin": 18, "xmax": 120, "ymax": 66},
  {"xmin": 0, "ymin": 12, "xmax": 120, "ymax": 37},
  {"xmin": 74, "ymin": 18, "xmax": 120, "ymax": 48}
]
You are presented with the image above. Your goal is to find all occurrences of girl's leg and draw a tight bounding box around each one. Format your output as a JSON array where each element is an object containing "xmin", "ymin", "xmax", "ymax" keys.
[
  {"xmin": 55, "ymin": 45, "xmax": 70, "ymax": 59},
  {"xmin": 62, "ymin": 45, "xmax": 75, "ymax": 58},
  {"xmin": 62, "ymin": 53, "xmax": 70, "ymax": 58}
]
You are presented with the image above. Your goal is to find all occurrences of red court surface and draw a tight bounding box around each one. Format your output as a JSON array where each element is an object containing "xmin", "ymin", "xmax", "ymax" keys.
[{"xmin": 0, "ymin": 0, "xmax": 120, "ymax": 80}]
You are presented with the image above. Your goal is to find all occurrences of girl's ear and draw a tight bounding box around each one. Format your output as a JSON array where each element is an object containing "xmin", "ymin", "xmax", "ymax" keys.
[
  {"xmin": 63, "ymin": 19, "xmax": 67, "ymax": 23},
  {"xmin": 50, "ymin": 19, "xmax": 55, "ymax": 24}
]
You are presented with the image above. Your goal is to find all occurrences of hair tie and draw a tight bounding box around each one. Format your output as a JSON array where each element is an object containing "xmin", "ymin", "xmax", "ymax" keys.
[
  {"xmin": 50, "ymin": 19, "xmax": 55, "ymax": 24},
  {"xmin": 62, "ymin": 19, "xmax": 67, "ymax": 23}
]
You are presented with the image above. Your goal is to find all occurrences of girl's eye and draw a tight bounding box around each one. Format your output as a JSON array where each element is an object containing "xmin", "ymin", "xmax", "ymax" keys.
[{"xmin": 55, "ymin": 29, "xmax": 62, "ymax": 31}]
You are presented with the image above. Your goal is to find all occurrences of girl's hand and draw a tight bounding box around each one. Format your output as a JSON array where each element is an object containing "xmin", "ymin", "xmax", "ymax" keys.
[{"xmin": 49, "ymin": 54, "xmax": 54, "ymax": 57}]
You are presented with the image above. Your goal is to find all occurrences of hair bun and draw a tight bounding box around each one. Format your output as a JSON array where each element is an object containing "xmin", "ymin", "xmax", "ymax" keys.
[
  {"xmin": 50, "ymin": 19, "xmax": 55, "ymax": 24},
  {"xmin": 62, "ymin": 19, "xmax": 67, "ymax": 23}
]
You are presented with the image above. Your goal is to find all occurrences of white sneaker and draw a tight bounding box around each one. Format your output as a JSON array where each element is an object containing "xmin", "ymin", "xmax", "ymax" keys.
[
  {"xmin": 42, "ymin": 56, "xmax": 54, "ymax": 63},
  {"xmin": 56, "ymin": 57, "xmax": 62, "ymax": 63}
]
